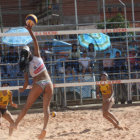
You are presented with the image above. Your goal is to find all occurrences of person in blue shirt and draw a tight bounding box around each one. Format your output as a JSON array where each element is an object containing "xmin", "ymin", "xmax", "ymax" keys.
[{"xmin": 114, "ymin": 51, "xmax": 126, "ymax": 78}]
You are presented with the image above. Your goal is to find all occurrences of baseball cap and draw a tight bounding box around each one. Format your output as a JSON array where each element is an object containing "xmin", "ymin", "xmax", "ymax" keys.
[
  {"xmin": 22, "ymin": 45, "xmax": 30, "ymax": 52},
  {"xmin": 101, "ymin": 72, "xmax": 108, "ymax": 77}
]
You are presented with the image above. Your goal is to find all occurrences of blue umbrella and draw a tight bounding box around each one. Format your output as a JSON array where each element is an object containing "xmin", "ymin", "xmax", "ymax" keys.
[
  {"xmin": 46, "ymin": 39, "xmax": 72, "ymax": 53},
  {"xmin": 104, "ymin": 48, "xmax": 121, "ymax": 58},
  {"xmin": 1, "ymin": 27, "xmax": 33, "ymax": 46},
  {"xmin": 78, "ymin": 33, "xmax": 111, "ymax": 51},
  {"xmin": 52, "ymin": 39, "xmax": 71, "ymax": 47}
]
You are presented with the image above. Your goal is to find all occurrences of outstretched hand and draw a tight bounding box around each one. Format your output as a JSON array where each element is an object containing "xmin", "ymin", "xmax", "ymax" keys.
[
  {"xmin": 19, "ymin": 88, "xmax": 25, "ymax": 93},
  {"xmin": 12, "ymin": 103, "xmax": 18, "ymax": 108},
  {"xmin": 96, "ymin": 94, "xmax": 100, "ymax": 99}
]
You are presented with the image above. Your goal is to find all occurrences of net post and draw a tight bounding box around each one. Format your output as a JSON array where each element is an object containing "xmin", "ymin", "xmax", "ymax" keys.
[
  {"xmin": 136, "ymin": 72, "xmax": 139, "ymax": 101},
  {"xmin": 63, "ymin": 61, "xmax": 67, "ymax": 107},
  {"xmin": 73, "ymin": 88, "xmax": 76, "ymax": 101},
  {"xmin": 80, "ymin": 83, "xmax": 83, "ymax": 105},
  {"xmin": 91, "ymin": 73, "xmax": 96, "ymax": 99},
  {"xmin": 136, "ymin": 84, "xmax": 140, "ymax": 101},
  {"xmin": 17, "ymin": 76, "xmax": 20, "ymax": 105},
  {"xmin": 18, "ymin": 91, "xmax": 21, "ymax": 105},
  {"xmin": 0, "ymin": 64, "xmax": 1, "ymax": 87}
]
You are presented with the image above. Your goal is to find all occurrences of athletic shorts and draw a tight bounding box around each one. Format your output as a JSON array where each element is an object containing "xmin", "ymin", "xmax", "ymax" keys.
[
  {"xmin": 0, "ymin": 108, "xmax": 7, "ymax": 115},
  {"xmin": 36, "ymin": 80, "xmax": 52, "ymax": 91}
]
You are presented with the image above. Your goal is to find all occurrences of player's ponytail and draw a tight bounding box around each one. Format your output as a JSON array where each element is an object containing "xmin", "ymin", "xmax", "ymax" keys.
[{"xmin": 19, "ymin": 49, "xmax": 30, "ymax": 71}]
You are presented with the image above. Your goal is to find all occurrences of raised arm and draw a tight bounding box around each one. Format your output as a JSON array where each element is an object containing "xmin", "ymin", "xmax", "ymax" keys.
[{"xmin": 25, "ymin": 25, "xmax": 40, "ymax": 57}]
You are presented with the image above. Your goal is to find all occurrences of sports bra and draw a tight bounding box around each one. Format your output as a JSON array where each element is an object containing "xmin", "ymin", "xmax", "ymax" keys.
[
  {"xmin": 99, "ymin": 84, "xmax": 112, "ymax": 95},
  {"xmin": 29, "ymin": 56, "xmax": 46, "ymax": 77},
  {"xmin": 0, "ymin": 90, "xmax": 11, "ymax": 107}
]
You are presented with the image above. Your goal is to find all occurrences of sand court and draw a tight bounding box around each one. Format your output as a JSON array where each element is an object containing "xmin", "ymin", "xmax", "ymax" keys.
[{"xmin": 0, "ymin": 105, "xmax": 140, "ymax": 140}]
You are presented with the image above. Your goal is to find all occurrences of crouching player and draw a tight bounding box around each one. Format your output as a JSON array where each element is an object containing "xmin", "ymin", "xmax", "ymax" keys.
[
  {"xmin": 96, "ymin": 72, "xmax": 123, "ymax": 129},
  {"xmin": 0, "ymin": 83, "xmax": 18, "ymax": 135}
]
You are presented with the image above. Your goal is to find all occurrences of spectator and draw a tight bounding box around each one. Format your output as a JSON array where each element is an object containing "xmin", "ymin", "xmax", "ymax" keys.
[
  {"xmin": 0, "ymin": 50, "xmax": 7, "ymax": 76},
  {"xmin": 6, "ymin": 47, "xmax": 19, "ymax": 77},
  {"xmin": 136, "ymin": 48, "xmax": 140, "ymax": 71},
  {"xmin": 103, "ymin": 53, "xmax": 114, "ymax": 77},
  {"xmin": 129, "ymin": 39, "xmax": 138, "ymax": 50},
  {"xmin": 114, "ymin": 51, "xmax": 126, "ymax": 79},
  {"xmin": 128, "ymin": 50, "xmax": 137, "ymax": 72},
  {"xmin": 79, "ymin": 51, "xmax": 92, "ymax": 76},
  {"xmin": 56, "ymin": 55, "xmax": 66, "ymax": 75},
  {"xmin": 87, "ymin": 43, "xmax": 96, "ymax": 58},
  {"xmin": 87, "ymin": 43, "xmax": 96, "ymax": 69},
  {"xmin": 69, "ymin": 44, "xmax": 80, "ymax": 73},
  {"xmin": 65, "ymin": 67, "xmax": 75, "ymax": 82},
  {"xmin": 6, "ymin": 47, "xmax": 19, "ymax": 63}
]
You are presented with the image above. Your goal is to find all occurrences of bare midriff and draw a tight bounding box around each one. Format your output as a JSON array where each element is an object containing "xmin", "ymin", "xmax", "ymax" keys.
[
  {"xmin": 102, "ymin": 94, "xmax": 112, "ymax": 102},
  {"xmin": 32, "ymin": 70, "xmax": 51, "ymax": 84}
]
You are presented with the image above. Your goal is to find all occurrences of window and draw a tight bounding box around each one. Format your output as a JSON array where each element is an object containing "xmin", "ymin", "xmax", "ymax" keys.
[
  {"xmin": 108, "ymin": 7, "xmax": 112, "ymax": 13},
  {"xmin": 118, "ymin": 7, "xmax": 122, "ymax": 12}
]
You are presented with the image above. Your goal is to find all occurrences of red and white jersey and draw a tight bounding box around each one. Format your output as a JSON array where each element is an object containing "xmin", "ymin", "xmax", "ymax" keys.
[{"xmin": 29, "ymin": 56, "xmax": 46, "ymax": 77}]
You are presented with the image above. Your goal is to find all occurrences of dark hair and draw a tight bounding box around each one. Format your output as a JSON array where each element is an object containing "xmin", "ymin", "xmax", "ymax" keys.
[
  {"xmin": 2, "ymin": 83, "xmax": 9, "ymax": 86},
  {"xmin": 72, "ymin": 44, "xmax": 77, "ymax": 52},
  {"xmin": 83, "ymin": 50, "xmax": 87, "ymax": 54},
  {"xmin": 10, "ymin": 46, "xmax": 14, "ymax": 49},
  {"xmin": 88, "ymin": 43, "xmax": 95, "ymax": 52},
  {"xmin": 106, "ymin": 53, "xmax": 110, "ymax": 55},
  {"xmin": 19, "ymin": 49, "xmax": 30, "ymax": 71}
]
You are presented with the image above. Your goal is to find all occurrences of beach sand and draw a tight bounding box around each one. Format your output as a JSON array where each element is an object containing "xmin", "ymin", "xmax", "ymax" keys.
[{"xmin": 0, "ymin": 105, "xmax": 140, "ymax": 140}]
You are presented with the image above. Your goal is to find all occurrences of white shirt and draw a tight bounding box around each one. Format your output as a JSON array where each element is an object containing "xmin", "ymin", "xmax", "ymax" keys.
[
  {"xmin": 29, "ymin": 56, "xmax": 46, "ymax": 77},
  {"xmin": 79, "ymin": 57, "xmax": 90, "ymax": 68},
  {"xmin": 103, "ymin": 59, "xmax": 114, "ymax": 67}
]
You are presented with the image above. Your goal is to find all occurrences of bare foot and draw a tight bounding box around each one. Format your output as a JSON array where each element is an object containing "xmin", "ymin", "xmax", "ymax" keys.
[
  {"xmin": 123, "ymin": 126, "xmax": 129, "ymax": 130},
  {"xmin": 9, "ymin": 124, "xmax": 17, "ymax": 136},
  {"xmin": 38, "ymin": 130, "xmax": 46, "ymax": 139},
  {"xmin": 115, "ymin": 124, "xmax": 123, "ymax": 130}
]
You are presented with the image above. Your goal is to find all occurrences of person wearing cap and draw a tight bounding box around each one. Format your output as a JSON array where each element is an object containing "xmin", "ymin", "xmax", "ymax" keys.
[
  {"xmin": 10, "ymin": 25, "xmax": 53, "ymax": 139},
  {"xmin": 0, "ymin": 83, "xmax": 18, "ymax": 135},
  {"xmin": 96, "ymin": 72, "xmax": 123, "ymax": 130}
]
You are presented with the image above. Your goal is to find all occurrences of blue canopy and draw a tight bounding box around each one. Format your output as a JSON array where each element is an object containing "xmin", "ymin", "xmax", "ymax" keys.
[
  {"xmin": 52, "ymin": 39, "xmax": 71, "ymax": 47},
  {"xmin": 46, "ymin": 39, "xmax": 72, "ymax": 53},
  {"xmin": 1, "ymin": 27, "xmax": 32, "ymax": 46}
]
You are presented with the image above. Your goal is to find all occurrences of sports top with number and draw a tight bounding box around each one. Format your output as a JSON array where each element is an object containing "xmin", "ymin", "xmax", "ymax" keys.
[
  {"xmin": 99, "ymin": 84, "xmax": 112, "ymax": 95},
  {"xmin": 29, "ymin": 56, "xmax": 46, "ymax": 77},
  {"xmin": 0, "ymin": 90, "xmax": 12, "ymax": 107}
]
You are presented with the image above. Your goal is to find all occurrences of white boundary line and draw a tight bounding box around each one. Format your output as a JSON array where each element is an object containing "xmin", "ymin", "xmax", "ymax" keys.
[
  {"xmin": 0, "ymin": 78, "xmax": 140, "ymax": 90},
  {"xmin": 0, "ymin": 28, "xmax": 140, "ymax": 37}
]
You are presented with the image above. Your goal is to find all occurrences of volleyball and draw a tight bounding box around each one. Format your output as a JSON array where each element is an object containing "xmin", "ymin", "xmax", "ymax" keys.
[
  {"xmin": 52, "ymin": 111, "xmax": 57, "ymax": 117},
  {"xmin": 25, "ymin": 14, "xmax": 38, "ymax": 27}
]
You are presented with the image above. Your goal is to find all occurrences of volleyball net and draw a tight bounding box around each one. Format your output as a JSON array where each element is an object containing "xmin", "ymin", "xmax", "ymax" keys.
[{"xmin": 0, "ymin": 27, "xmax": 140, "ymax": 106}]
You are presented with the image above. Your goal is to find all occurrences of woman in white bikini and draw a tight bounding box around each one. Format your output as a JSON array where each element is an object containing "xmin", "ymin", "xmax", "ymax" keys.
[{"xmin": 10, "ymin": 25, "xmax": 53, "ymax": 139}]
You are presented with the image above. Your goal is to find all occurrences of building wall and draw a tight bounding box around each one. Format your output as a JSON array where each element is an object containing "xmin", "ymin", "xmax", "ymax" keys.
[
  {"xmin": 62, "ymin": 0, "xmax": 100, "ymax": 24},
  {"xmin": 0, "ymin": 0, "xmax": 37, "ymax": 27},
  {"xmin": 0, "ymin": 0, "xmax": 140, "ymax": 27}
]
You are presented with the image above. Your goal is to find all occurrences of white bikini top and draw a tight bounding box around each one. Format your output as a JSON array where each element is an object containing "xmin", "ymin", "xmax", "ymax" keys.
[{"xmin": 29, "ymin": 56, "xmax": 46, "ymax": 77}]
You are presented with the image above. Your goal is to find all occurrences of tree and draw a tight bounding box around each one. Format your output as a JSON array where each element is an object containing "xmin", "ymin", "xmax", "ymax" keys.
[{"xmin": 97, "ymin": 13, "xmax": 132, "ymax": 41}]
